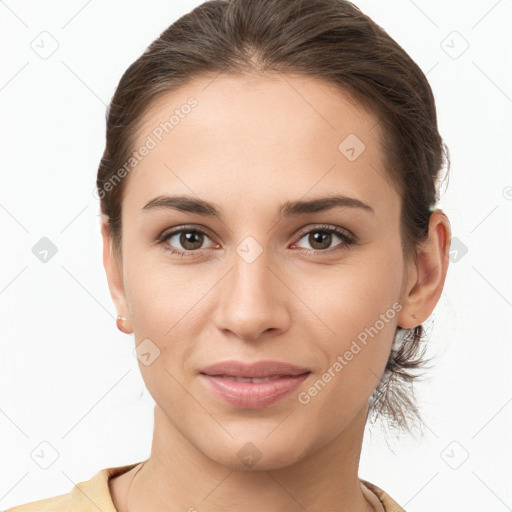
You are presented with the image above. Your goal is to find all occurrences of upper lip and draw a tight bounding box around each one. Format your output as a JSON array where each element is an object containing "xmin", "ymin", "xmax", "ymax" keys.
[{"xmin": 200, "ymin": 360, "xmax": 311, "ymax": 378}]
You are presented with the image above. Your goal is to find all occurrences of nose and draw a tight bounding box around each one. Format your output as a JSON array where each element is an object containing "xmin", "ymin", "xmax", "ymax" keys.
[{"xmin": 214, "ymin": 247, "xmax": 290, "ymax": 341}]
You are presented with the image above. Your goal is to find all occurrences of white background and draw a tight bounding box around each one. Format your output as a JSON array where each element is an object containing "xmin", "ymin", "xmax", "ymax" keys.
[{"xmin": 1, "ymin": 1, "xmax": 511, "ymax": 510}]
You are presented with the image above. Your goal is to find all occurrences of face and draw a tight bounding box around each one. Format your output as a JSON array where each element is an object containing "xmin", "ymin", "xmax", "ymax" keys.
[{"xmin": 104, "ymin": 72, "xmax": 421, "ymax": 469}]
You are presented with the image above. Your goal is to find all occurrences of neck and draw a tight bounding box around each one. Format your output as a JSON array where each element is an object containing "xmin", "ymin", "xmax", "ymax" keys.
[{"xmin": 127, "ymin": 403, "xmax": 377, "ymax": 512}]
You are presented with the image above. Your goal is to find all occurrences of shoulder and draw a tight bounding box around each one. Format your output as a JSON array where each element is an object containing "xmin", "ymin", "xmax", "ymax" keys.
[
  {"xmin": 360, "ymin": 479, "xmax": 407, "ymax": 512},
  {"xmin": 5, "ymin": 491, "xmax": 72, "ymax": 512},
  {"xmin": 5, "ymin": 462, "xmax": 141, "ymax": 512}
]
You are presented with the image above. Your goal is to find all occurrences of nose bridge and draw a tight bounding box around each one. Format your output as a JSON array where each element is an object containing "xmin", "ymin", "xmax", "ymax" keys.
[
  {"xmin": 215, "ymin": 237, "xmax": 288, "ymax": 339},
  {"xmin": 232, "ymin": 243, "xmax": 273, "ymax": 301}
]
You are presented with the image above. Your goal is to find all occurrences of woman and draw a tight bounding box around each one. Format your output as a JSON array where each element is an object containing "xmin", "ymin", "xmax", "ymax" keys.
[{"xmin": 8, "ymin": 0, "xmax": 451, "ymax": 510}]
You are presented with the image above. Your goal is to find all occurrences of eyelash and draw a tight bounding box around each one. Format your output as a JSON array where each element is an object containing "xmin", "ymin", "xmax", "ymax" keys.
[{"xmin": 156, "ymin": 224, "xmax": 356, "ymax": 258}]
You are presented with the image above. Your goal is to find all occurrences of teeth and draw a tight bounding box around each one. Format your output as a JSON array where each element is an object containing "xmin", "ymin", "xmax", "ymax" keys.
[{"xmin": 218, "ymin": 375, "xmax": 283, "ymax": 382}]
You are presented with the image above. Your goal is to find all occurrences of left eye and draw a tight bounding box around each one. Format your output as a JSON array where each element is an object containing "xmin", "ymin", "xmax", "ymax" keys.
[{"xmin": 294, "ymin": 227, "xmax": 354, "ymax": 252}]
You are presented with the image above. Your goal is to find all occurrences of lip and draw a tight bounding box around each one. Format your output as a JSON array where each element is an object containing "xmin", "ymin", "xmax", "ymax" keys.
[
  {"xmin": 199, "ymin": 360, "xmax": 311, "ymax": 378},
  {"xmin": 199, "ymin": 373, "xmax": 310, "ymax": 409},
  {"xmin": 199, "ymin": 360, "xmax": 311, "ymax": 409}
]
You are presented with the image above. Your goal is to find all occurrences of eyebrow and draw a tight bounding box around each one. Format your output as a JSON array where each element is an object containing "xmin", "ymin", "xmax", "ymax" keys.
[{"xmin": 141, "ymin": 194, "xmax": 375, "ymax": 219}]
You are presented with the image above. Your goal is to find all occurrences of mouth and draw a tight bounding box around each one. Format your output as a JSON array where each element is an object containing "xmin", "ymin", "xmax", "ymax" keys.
[
  {"xmin": 198, "ymin": 361, "xmax": 311, "ymax": 409},
  {"xmin": 203, "ymin": 375, "xmax": 300, "ymax": 383},
  {"xmin": 199, "ymin": 359, "xmax": 311, "ymax": 379}
]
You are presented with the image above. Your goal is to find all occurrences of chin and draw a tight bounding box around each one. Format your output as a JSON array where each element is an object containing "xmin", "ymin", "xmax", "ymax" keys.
[{"xmin": 200, "ymin": 435, "xmax": 311, "ymax": 472}]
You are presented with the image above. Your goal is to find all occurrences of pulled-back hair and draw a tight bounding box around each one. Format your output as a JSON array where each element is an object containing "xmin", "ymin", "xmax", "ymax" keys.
[{"xmin": 96, "ymin": 0, "xmax": 450, "ymax": 433}]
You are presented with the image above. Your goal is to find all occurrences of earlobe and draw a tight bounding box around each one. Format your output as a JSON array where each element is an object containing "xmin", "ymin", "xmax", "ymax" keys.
[
  {"xmin": 101, "ymin": 219, "xmax": 133, "ymax": 334},
  {"xmin": 397, "ymin": 210, "xmax": 451, "ymax": 329}
]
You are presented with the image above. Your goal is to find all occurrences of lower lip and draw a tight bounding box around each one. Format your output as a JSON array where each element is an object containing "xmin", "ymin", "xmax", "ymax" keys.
[{"xmin": 199, "ymin": 373, "xmax": 310, "ymax": 409}]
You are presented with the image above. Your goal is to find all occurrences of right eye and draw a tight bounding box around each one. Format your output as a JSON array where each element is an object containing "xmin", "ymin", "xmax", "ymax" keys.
[{"xmin": 158, "ymin": 227, "xmax": 218, "ymax": 257}]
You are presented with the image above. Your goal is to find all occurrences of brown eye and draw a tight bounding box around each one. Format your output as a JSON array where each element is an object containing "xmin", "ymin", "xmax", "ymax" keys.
[
  {"xmin": 308, "ymin": 231, "xmax": 333, "ymax": 250},
  {"xmin": 160, "ymin": 228, "xmax": 216, "ymax": 254},
  {"xmin": 294, "ymin": 225, "xmax": 355, "ymax": 254},
  {"xmin": 178, "ymin": 231, "xmax": 204, "ymax": 251}
]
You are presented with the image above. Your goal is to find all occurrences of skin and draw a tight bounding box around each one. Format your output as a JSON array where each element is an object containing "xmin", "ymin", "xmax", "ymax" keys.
[{"xmin": 102, "ymin": 72, "xmax": 451, "ymax": 512}]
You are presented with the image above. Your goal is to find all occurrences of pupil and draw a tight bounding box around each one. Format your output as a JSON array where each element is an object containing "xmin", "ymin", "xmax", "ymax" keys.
[
  {"xmin": 310, "ymin": 231, "xmax": 331, "ymax": 250},
  {"xmin": 181, "ymin": 231, "xmax": 203, "ymax": 250}
]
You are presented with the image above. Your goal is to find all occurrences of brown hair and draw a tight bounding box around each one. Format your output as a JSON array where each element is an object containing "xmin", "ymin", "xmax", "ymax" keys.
[{"xmin": 96, "ymin": 0, "xmax": 450, "ymax": 434}]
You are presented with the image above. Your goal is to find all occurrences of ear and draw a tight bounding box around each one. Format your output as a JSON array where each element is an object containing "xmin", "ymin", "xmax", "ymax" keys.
[
  {"xmin": 101, "ymin": 217, "xmax": 132, "ymax": 334},
  {"xmin": 397, "ymin": 209, "xmax": 451, "ymax": 329}
]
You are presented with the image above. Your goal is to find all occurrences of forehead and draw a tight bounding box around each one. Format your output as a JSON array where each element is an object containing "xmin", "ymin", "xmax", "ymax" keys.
[{"xmin": 123, "ymin": 72, "xmax": 395, "ymax": 218}]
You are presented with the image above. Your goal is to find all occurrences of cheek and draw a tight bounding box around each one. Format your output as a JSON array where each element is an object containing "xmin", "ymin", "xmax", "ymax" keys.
[
  {"xmin": 295, "ymin": 249, "xmax": 403, "ymax": 339},
  {"xmin": 122, "ymin": 262, "xmax": 202, "ymax": 404},
  {"xmin": 122, "ymin": 244, "xmax": 209, "ymax": 335},
  {"xmin": 294, "ymin": 248, "xmax": 403, "ymax": 399},
  {"xmin": 296, "ymin": 272, "xmax": 401, "ymax": 438},
  {"xmin": 122, "ymin": 257, "xmax": 221, "ymax": 399}
]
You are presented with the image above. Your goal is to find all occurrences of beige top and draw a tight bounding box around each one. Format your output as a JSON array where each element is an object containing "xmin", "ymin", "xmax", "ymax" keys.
[{"xmin": 7, "ymin": 462, "xmax": 406, "ymax": 511}]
